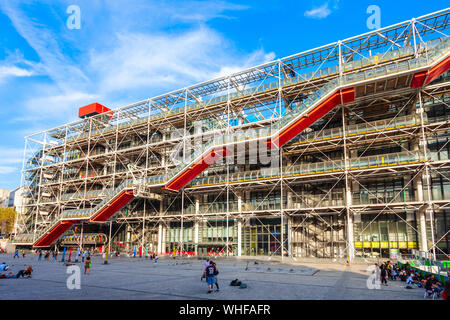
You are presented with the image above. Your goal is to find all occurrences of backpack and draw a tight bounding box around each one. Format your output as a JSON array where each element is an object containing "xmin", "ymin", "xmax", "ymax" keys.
[
  {"xmin": 214, "ymin": 267, "xmax": 219, "ymax": 275},
  {"xmin": 230, "ymin": 279, "xmax": 241, "ymax": 286}
]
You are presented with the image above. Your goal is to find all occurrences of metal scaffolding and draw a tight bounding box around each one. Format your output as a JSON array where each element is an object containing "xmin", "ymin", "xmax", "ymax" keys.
[{"xmin": 13, "ymin": 8, "xmax": 450, "ymax": 261}]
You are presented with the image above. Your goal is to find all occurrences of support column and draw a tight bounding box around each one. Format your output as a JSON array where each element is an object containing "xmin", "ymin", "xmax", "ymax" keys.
[
  {"xmin": 237, "ymin": 191, "xmax": 242, "ymax": 257},
  {"xmin": 415, "ymin": 175, "xmax": 428, "ymax": 252},
  {"xmin": 126, "ymin": 224, "xmax": 132, "ymax": 253},
  {"xmin": 157, "ymin": 198, "xmax": 165, "ymax": 254},
  {"xmin": 287, "ymin": 215, "xmax": 292, "ymax": 257},
  {"xmin": 158, "ymin": 223, "xmax": 163, "ymax": 254},
  {"xmin": 342, "ymin": 105, "xmax": 355, "ymax": 261},
  {"xmin": 194, "ymin": 195, "xmax": 199, "ymax": 255},
  {"xmin": 350, "ymin": 149, "xmax": 360, "ymax": 223}
]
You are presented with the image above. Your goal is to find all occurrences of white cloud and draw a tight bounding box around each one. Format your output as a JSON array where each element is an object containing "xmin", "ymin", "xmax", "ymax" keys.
[
  {"xmin": 0, "ymin": 65, "xmax": 32, "ymax": 78},
  {"xmin": 0, "ymin": 1, "xmax": 90, "ymax": 92},
  {"xmin": 0, "ymin": 166, "xmax": 17, "ymax": 175},
  {"xmin": 89, "ymin": 27, "xmax": 275, "ymax": 96},
  {"xmin": 304, "ymin": 3, "xmax": 332, "ymax": 19},
  {"xmin": 0, "ymin": 147, "xmax": 23, "ymax": 176},
  {"xmin": 0, "ymin": 1, "xmax": 275, "ymax": 125},
  {"xmin": 0, "ymin": 50, "xmax": 42, "ymax": 82},
  {"xmin": 213, "ymin": 50, "xmax": 276, "ymax": 78}
]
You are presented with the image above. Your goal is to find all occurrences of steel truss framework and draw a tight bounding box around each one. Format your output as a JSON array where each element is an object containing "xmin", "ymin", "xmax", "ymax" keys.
[{"xmin": 13, "ymin": 9, "xmax": 450, "ymax": 261}]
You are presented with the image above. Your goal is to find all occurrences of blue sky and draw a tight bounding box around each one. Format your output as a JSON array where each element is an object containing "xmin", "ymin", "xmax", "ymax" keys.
[{"xmin": 0, "ymin": 0, "xmax": 448, "ymax": 190}]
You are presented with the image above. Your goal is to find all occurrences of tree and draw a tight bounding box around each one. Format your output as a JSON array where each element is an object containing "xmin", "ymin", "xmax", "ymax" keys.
[{"xmin": 0, "ymin": 208, "xmax": 17, "ymax": 235}]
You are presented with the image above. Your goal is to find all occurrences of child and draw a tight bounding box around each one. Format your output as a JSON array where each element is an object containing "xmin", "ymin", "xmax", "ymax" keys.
[{"xmin": 84, "ymin": 256, "xmax": 91, "ymax": 274}]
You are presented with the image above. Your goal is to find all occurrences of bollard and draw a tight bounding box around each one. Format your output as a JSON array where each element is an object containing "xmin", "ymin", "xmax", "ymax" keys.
[{"xmin": 104, "ymin": 247, "xmax": 109, "ymax": 264}]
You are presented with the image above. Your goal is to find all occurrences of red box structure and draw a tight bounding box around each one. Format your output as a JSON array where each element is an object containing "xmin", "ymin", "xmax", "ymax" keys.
[{"xmin": 78, "ymin": 103, "xmax": 112, "ymax": 118}]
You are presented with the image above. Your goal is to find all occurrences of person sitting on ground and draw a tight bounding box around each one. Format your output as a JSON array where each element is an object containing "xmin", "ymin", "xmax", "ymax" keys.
[
  {"xmin": 424, "ymin": 277, "xmax": 433, "ymax": 293},
  {"xmin": 24, "ymin": 265, "xmax": 33, "ymax": 277},
  {"xmin": 414, "ymin": 273, "xmax": 423, "ymax": 287},
  {"xmin": 441, "ymin": 279, "xmax": 450, "ymax": 300},
  {"xmin": 406, "ymin": 273, "xmax": 415, "ymax": 285},
  {"xmin": 15, "ymin": 266, "xmax": 32, "ymax": 278},
  {"xmin": 0, "ymin": 262, "xmax": 9, "ymax": 271}
]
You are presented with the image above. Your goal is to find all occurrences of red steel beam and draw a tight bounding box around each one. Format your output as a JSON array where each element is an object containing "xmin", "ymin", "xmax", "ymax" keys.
[
  {"xmin": 270, "ymin": 87, "xmax": 355, "ymax": 148},
  {"xmin": 424, "ymin": 55, "xmax": 450, "ymax": 85},
  {"xmin": 164, "ymin": 147, "xmax": 229, "ymax": 191},
  {"xmin": 33, "ymin": 221, "xmax": 75, "ymax": 248},
  {"xmin": 90, "ymin": 190, "xmax": 135, "ymax": 222}
]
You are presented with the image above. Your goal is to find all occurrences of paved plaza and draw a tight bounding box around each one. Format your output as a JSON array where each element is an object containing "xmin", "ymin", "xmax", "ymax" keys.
[{"xmin": 0, "ymin": 254, "xmax": 429, "ymax": 300}]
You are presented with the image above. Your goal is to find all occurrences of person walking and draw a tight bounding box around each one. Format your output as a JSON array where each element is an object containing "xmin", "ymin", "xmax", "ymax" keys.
[
  {"xmin": 22, "ymin": 250, "xmax": 26, "ymax": 258},
  {"xmin": 210, "ymin": 261, "xmax": 220, "ymax": 292},
  {"xmin": 13, "ymin": 250, "xmax": 19, "ymax": 259},
  {"xmin": 202, "ymin": 260, "xmax": 218, "ymax": 294},
  {"xmin": 81, "ymin": 251, "xmax": 85, "ymax": 263},
  {"xmin": 201, "ymin": 258, "xmax": 210, "ymax": 281},
  {"xmin": 84, "ymin": 256, "xmax": 91, "ymax": 274},
  {"xmin": 380, "ymin": 263, "xmax": 388, "ymax": 286},
  {"xmin": 38, "ymin": 250, "xmax": 42, "ymax": 261}
]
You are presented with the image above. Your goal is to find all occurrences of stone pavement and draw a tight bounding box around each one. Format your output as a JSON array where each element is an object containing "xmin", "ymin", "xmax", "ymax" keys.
[{"xmin": 0, "ymin": 254, "xmax": 429, "ymax": 300}]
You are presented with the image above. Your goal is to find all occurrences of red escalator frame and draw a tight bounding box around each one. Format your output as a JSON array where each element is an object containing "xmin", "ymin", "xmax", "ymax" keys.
[
  {"xmin": 90, "ymin": 190, "xmax": 135, "ymax": 222},
  {"xmin": 33, "ymin": 221, "xmax": 75, "ymax": 248},
  {"xmin": 424, "ymin": 55, "xmax": 450, "ymax": 85},
  {"xmin": 270, "ymin": 88, "xmax": 355, "ymax": 149},
  {"xmin": 164, "ymin": 147, "xmax": 229, "ymax": 191},
  {"xmin": 410, "ymin": 55, "xmax": 450, "ymax": 88}
]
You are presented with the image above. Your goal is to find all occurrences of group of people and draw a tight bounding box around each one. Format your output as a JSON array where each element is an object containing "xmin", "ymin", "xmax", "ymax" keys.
[
  {"xmin": 36, "ymin": 249, "xmax": 59, "ymax": 261},
  {"xmin": 201, "ymin": 258, "xmax": 219, "ymax": 294},
  {"xmin": 376, "ymin": 260, "xmax": 450, "ymax": 300},
  {"xmin": 0, "ymin": 263, "xmax": 33, "ymax": 279},
  {"xmin": 13, "ymin": 250, "xmax": 25, "ymax": 259}
]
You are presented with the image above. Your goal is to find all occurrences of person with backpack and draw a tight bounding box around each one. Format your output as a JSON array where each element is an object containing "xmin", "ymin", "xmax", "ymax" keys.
[
  {"xmin": 202, "ymin": 260, "xmax": 218, "ymax": 294},
  {"xmin": 210, "ymin": 261, "xmax": 219, "ymax": 292},
  {"xmin": 201, "ymin": 258, "xmax": 210, "ymax": 281}
]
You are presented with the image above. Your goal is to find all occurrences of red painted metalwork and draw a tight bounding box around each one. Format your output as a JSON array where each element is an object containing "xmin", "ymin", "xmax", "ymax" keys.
[
  {"xmin": 78, "ymin": 103, "xmax": 112, "ymax": 118},
  {"xmin": 164, "ymin": 147, "xmax": 229, "ymax": 191},
  {"xmin": 90, "ymin": 190, "xmax": 135, "ymax": 222},
  {"xmin": 424, "ymin": 55, "xmax": 450, "ymax": 85},
  {"xmin": 410, "ymin": 71, "xmax": 427, "ymax": 88},
  {"xmin": 270, "ymin": 87, "xmax": 355, "ymax": 148},
  {"xmin": 33, "ymin": 221, "xmax": 75, "ymax": 247}
]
